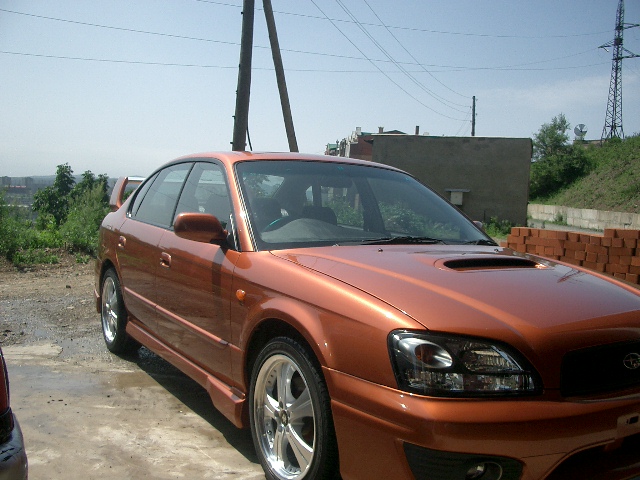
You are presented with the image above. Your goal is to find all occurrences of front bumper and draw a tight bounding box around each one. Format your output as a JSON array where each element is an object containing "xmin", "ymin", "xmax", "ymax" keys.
[
  {"xmin": 325, "ymin": 368, "xmax": 640, "ymax": 480},
  {"xmin": 0, "ymin": 414, "xmax": 28, "ymax": 480}
]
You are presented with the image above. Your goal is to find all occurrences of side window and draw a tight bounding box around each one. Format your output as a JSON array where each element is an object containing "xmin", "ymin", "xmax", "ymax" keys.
[
  {"xmin": 133, "ymin": 163, "xmax": 192, "ymax": 227},
  {"xmin": 129, "ymin": 172, "xmax": 158, "ymax": 218},
  {"xmin": 174, "ymin": 162, "xmax": 232, "ymax": 227}
]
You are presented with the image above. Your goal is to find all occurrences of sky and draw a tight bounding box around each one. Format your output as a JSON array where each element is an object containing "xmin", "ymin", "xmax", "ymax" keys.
[{"xmin": 1, "ymin": 0, "xmax": 639, "ymax": 178}]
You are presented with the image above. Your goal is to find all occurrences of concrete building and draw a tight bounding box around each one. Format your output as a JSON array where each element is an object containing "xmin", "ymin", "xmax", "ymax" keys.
[{"xmin": 371, "ymin": 134, "xmax": 532, "ymax": 225}]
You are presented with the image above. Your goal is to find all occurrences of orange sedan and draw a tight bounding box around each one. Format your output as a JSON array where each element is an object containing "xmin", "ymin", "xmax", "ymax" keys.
[{"xmin": 95, "ymin": 152, "xmax": 640, "ymax": 480}]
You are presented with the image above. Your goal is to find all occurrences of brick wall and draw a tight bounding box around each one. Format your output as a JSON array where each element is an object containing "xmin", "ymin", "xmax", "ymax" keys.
[{"xmin": 503, "ymin": 227, "xmax": 640, "ymax": 286}]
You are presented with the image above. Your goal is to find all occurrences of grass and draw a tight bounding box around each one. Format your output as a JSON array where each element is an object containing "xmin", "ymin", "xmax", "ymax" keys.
[{"xmin": 536, "ymin": 135, "xmax": 640, "ymax": 213}]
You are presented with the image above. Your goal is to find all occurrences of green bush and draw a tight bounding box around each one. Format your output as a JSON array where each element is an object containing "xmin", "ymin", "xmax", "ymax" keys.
[
  {"xmin": 59, "ymin": 184, "xmax": 109, "ymax": 255},
  {"xmin": 483, "ymin": 217, "xmax": 513, "ymax": 239},
  {"xmin": 541, "ymin": 134, "xmax": 639, "ymax": 212},
  {"xmin": 530, "ymin": 148, "xmax": 590, "ymax": 199},
  {"xmin": 529, "ymin": 114, "xmax": 592, "ymax": 199},
  {"xmin": 328, "ymin": 197, "xmax": 364, "ymax": 227},
  {"xmin": 12, "ymin": 249, "xmax": 60, "ymax": 265},
  {"xmin": 1, "ymin": 164, "xmax": 109, "ymax": 266},
  {"xmin": 0, "ymin": 191, "xmax": 62, "ymax": 263}
]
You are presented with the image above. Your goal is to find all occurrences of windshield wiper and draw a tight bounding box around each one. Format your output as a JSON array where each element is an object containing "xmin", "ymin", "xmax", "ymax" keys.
[
  {"xmin": 463, "ymin": 239, "xmax": 498, "ymax": 246},
  {"xmin": 361, "ymin": 235, "xmax": 445, "ymax": 245}
]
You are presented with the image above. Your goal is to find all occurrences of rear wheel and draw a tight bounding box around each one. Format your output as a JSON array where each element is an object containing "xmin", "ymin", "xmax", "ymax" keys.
[
  {"xmin": 249, "ymin": 337, "xmax": 339, "ymax": 480},
  {"xmin": 101, "ymin": 269, "xmax": 139, "ymax": 354}
]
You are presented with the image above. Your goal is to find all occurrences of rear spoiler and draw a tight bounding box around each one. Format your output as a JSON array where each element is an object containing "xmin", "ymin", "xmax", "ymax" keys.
[{"xmin": 109, "ymin": 176, "xmax": 145, "ymax": 212}]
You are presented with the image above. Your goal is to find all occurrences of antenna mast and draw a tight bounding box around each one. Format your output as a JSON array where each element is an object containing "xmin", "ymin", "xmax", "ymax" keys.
[{"xmin": 600, "ymin": 0, "xmax": 639, "ymax": 142}]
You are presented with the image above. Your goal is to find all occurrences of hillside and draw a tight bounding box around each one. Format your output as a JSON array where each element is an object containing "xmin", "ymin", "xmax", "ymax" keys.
[{"xmin": 542, "ymin": 135, "xmax": 640, "ymax": 213}]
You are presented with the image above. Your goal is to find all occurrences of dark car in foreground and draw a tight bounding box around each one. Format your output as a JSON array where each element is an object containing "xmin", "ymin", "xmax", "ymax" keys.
[
  {"xmin": 0, "ymin": 347, "xmax": 28, "ymax": 480},
  {"xmin": 96, "ymin": 152, "xmax": 640, "ymax": 480}
]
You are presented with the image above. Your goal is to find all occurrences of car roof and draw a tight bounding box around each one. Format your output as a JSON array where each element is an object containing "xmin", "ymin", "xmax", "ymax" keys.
[{"xmin": 167, "ymin": 151, "xmax": 404, "ymax": 172}]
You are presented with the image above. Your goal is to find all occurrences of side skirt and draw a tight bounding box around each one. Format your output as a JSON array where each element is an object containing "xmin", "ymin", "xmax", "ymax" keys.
[{"xmin": 126, "ymin": 320, "xmax": 248, "ymax": 428}]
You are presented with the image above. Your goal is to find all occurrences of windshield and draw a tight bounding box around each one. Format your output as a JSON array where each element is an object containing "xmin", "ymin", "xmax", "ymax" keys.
[{"xmin": 236, "ymin": 160, "xmax": 493, "ymax": 250}]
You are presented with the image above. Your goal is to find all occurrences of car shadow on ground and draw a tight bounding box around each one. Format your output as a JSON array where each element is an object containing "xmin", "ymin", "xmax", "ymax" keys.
[{"xmin": 120, "ymin": 346, "xmax": 259, "ymax": 464}]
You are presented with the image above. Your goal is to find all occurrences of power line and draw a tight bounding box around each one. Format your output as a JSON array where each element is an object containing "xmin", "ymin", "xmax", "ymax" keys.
[
  {"xmin": 455, "ymin": 107, "xmax": 473, "ymax": 136},
  {"xmin": 0, "ymin": 50, "xmax": 239, "ymax": 68},
  {"xmin": 310, "ymin": 0, "xmax": 466, "ymax": 121},
  {"xmin": 0, "ymin": 8, "xmax": 381, "ymax": 64},
  {"xmin": 334, "ymin": 0, "xmax": 468, "ymax": 113},
  {"xmin": 361, "ymin": 0, "xmax": 468, "ymax": 102},
  {"xmin": 0, "ymin": 8, "xmax": 608, "ymax": 74},
  {"xmin": 0, "ymin": 50, "xmax": 609, "ymax": 73},
  {"xmin": 0, "ymin": 8, "xmax": 241, "ymax": 46},
  {"xmin": 192, "ymin": 1, "xmax": 611, "ymax": 40}
]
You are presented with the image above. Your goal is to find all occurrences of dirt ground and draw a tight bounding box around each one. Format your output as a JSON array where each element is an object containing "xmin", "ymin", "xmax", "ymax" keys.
[{"xmin": 0, "ymin": 252, "xmax": 265, "ymax": 479}]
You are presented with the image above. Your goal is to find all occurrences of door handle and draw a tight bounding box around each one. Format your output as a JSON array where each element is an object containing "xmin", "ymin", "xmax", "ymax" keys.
[
  {"xmin": 160, "ymin": 252, "xmax": 171, "ymax": 268},
  {"xmin": 117, "ymin": 236, "xmax": 126, "ymax": 248}
]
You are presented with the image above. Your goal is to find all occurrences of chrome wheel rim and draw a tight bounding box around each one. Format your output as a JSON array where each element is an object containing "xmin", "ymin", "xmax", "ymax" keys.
[
  {"xmin": 101, "ymin": 276, "xmax": 118, "ymax": 343},
  {"xmin": 254, "ymin": 354, "xmax": 316, "ymax": 480}
]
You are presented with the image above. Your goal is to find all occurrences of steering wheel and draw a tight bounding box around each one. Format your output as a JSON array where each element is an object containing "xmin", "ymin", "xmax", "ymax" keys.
[{"xmin": 263, "ymin": 216, "xmax": 295, "ymax": 232}]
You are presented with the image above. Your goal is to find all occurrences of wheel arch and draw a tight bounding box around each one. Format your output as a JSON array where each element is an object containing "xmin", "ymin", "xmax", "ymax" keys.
[
  {"xmin": 98, "ymin": 259, "xmax": 117, "ymax": 291},
  {"xmin": 244, "ymin": 317, "xmax": 325, "ymax": 392},
  {"xmin": 95, "ymin": 259, "xmax": 117, "ymax": 313}
]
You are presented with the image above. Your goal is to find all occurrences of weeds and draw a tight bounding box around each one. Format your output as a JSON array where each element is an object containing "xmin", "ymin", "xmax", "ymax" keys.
[
  {"xmin": 535, "ymin": 135, "xmax": 639, "ymax": 212},
  {"xmin": 483, "ymin": 217, "xmax": 514, "ymax": 239},
  {"xmin": 75, "ymin": 254, "xmax": 91, "ymax": 264},
  {"xmin": 1, "ymin": 166, "xmax": 108, "ymax": 267}
]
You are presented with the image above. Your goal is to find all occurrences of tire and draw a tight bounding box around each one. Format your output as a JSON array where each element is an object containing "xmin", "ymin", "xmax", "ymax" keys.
[
  {"xmin": 100, "ymin": 269, "xmax": 139, "ymax": 355},
  {"xmin": 249, "ymin": 337, "xmax": 339, "ymax": 480}
]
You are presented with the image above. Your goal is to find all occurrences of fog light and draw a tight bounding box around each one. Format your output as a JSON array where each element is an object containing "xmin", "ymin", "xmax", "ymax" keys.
[
  {"xmin": 465, "ymin": 461, "xmax": 503, "ymax": 480},
  {"xmin": 466, "ymin": 464, "xmax": 485, "ymax": 479}
]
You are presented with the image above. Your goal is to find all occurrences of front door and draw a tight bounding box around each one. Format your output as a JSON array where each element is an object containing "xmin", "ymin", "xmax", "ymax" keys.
[{"xmin": 154, "ymin": 161, "xmax": 238, "ymax": 382}]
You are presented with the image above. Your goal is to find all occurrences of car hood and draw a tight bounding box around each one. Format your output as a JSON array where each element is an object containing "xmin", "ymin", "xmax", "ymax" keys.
[{"xmin": 272, "ymin": 245, "xmax": 640, "ymax": 388}]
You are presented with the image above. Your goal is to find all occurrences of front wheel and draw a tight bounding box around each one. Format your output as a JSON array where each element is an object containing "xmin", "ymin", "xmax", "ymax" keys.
[
  {"xmin": 249, "ymin": 337, "xmax": 339, "ymax": 480},
  {"xmin": 100, "ymin": 269, "xmax": 139, "ymax": 355}
]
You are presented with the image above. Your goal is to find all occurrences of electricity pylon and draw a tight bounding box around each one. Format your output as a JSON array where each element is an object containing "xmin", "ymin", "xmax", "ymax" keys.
[{"xmin": 600, "ymin": 0, "xmax": 639, "ymax": 142}]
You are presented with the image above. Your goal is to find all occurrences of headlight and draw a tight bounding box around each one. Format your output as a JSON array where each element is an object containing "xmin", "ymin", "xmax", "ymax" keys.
[{"xmin": 389, "ymin": 331, "xmax": 541, "ymax": 397}]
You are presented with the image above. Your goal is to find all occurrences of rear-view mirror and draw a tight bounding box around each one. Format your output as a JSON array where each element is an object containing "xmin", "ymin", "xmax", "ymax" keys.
[{"xmin": 174, "ymin": 212, "xmax": 228, "ymax": 244}]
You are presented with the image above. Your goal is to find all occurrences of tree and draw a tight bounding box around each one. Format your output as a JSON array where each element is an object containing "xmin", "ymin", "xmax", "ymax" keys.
[
  {"xmin": 532, "ymin": 114, "xmax": 570, "ymax": 161},
  {"xmin": 71, "ymin": 171, "xmax": 109, "ymax": 204},
  {"xmin": 32, "ymin": 163, "xmax": 76, "ymax": 226},
  {"xmin": 60, "ymin": 183, "xmax": 110, "ymax": 255},
  {"xmin": 530, "ymin": 114, "xmax": 591, "ymax": 199}
]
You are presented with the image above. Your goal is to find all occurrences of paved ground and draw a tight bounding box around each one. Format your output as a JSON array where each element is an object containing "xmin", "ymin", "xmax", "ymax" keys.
[{"xmin": 0, "ymin": 255, "xmax": 265, "ymax": 479}]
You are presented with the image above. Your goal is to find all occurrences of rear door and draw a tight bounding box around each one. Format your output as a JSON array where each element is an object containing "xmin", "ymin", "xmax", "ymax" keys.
[{"xmin": 116, "ymin": 163, "xmax": 192, "ymax": 333}]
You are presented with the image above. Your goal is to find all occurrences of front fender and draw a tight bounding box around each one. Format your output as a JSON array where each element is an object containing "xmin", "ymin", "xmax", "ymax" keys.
[{"xmin": 232, "ymin": 266, "xmax": 419, "ymax": 395}]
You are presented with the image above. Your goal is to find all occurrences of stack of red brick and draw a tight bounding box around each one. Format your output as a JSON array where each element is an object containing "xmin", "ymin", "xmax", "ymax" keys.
[{"xmin": 503, "ymin": 227, "xmax": 640, "ymax": 285}]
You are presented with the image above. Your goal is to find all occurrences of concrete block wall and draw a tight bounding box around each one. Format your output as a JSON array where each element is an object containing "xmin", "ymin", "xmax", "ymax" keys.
[
  {"xmin": 528, "ymin": 204, "xmax": 640, "ymax": 231},
  {"xmin": 503, "ymin": 227, "xmax": 640, "ymax": 286}
]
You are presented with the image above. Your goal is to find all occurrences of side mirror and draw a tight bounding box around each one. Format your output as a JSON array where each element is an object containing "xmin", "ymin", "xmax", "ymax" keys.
[
  {"xmin": 174, "ymin": 212, "xmax": 228, "ymax": 244},
  {"xmin": 473, "ymin": 221, "xmax": 484, "ymax": 230}
]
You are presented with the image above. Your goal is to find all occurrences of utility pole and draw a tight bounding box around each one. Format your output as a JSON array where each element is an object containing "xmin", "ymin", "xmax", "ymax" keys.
[
  {"xmin": 600, "ymin": 0, "xmax": 639, "ymax": 142},
  {"xmin": 232, "ymin": 0, "xmax": 255, "ymax": 151},
  {"xmin": 471, "ymin": 96, "xmax": 476, "ymax": 137},
  {"xmin": 263, "ymin": 0, "xmax": 298, "ymax": 152}
]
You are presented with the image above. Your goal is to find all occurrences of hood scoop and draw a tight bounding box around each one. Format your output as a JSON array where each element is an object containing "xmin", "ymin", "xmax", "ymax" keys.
[{"xmin": 442, "ymin": 257, "xmax": 542, "ymax": 272}]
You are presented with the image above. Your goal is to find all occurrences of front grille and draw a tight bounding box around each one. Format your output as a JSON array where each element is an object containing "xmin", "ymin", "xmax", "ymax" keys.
[{"xmin": 561, "ymin": 340, "xmax": 640, "ymax": 397}]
